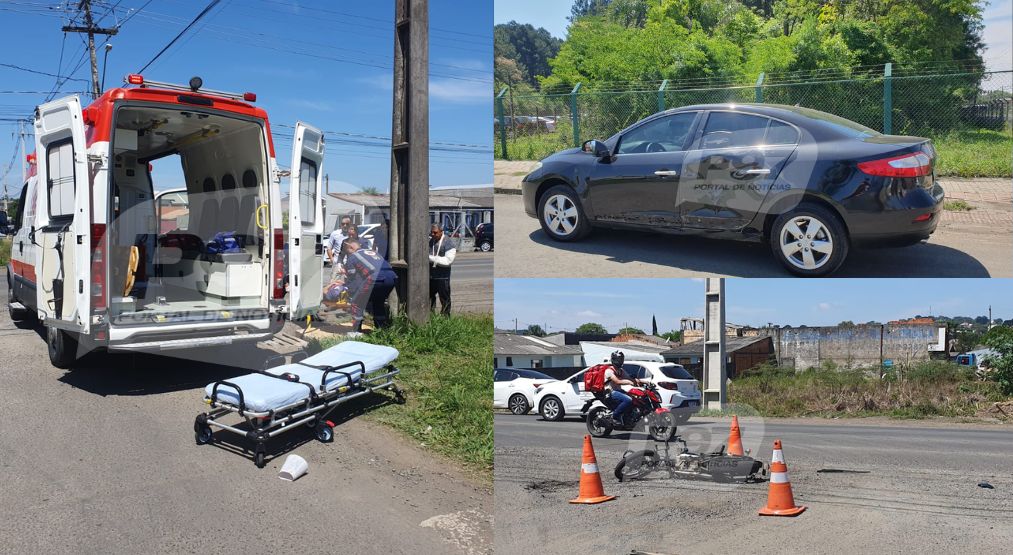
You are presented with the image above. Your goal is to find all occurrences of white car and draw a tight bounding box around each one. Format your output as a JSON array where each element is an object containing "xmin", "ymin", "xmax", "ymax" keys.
[
  {"xmin": 494, "ymin": 368, "xmax": 557, "ymax": 415},
  {"xmin": 534, "ymin": 362, "xmax": 702, "ymax": 423}
]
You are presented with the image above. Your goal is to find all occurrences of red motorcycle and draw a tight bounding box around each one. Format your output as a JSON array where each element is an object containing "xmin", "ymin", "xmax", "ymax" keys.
[{"xmin": 583, "ymin": 382, "xmax": 677, "ymax": 442}]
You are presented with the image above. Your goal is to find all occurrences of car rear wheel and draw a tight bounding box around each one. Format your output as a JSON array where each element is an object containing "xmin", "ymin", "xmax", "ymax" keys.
[
  {"xmin": 770, "ymin": 203, "xmax": 848, "ymax": 277},
  {"xmin": 537, "ymin": 185, "xmax": 590, "ymax": 242},
  {"xmin": 478, "ymin": 240, "xmax": 492, "ymax": 252},
  {"xmin": 539, "ymin": 395, "xmax": 565, "ymax": 421},
  {"xmin": 508, "ymin": 393, "xmax": 530, "ymax": 415}
]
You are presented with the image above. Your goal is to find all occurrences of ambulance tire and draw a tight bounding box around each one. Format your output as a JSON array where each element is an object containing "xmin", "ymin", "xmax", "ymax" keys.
[{"xmin": 47, "ymin": 325, "xmax": 79, "ymax": 369}]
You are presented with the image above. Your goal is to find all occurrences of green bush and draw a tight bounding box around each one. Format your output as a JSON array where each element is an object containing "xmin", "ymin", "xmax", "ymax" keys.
[{"xmin": 0, "ymin": 237, "xmax": 10, "ymax": 266}]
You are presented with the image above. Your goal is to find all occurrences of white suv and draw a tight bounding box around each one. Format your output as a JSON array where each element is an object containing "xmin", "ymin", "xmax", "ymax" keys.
[{"xmin": 534, "ymin": 361, "xmax": 702, "ymax": 423}]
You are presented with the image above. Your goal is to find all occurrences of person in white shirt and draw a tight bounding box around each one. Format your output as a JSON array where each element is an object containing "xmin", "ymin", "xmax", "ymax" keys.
[
  {"xmin": 326, "ymin": 217, "xmax": 352, "ymax": 274},
  {"xmin": 428, "ymin": 224, "xmax": 457, "ymax": 315}
]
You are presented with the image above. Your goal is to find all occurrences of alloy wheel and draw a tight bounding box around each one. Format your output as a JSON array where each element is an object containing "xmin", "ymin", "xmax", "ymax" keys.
[
  {"xmin": 542, "ymin": 194, "xmax": 579, "ymax": 236},
  {"xmin": 778, "ymin": 215, "xmax": 834, "ymax": 271},
  {"xmin": 541, "ymin": 398, "xmax": 560, "ymax": 420}
]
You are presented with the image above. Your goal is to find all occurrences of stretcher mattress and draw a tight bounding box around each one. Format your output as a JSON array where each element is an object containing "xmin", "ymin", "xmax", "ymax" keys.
[
  {"xmin": 204, "ymin": 341, "xmax": 399, "ymax": 411},
  {"xmin": 266, "ymin": 341, "xmax": 399, "ymax": 392}
]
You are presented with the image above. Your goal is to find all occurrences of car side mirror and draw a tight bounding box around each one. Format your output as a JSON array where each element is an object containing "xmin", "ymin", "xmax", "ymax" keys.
[{"xmin": 582, "ymin": 139, "xmax": 610, "ymax": 158}]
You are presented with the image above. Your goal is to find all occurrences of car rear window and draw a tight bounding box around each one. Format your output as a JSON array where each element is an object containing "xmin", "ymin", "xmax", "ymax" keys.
[
  {"xmin": 517, "ymin": 369, "xmax": 554, "ymax": 380},
  {"xmin": 658, "ymin": 364, "xmax": 694, "ymax": 380},
  {"xmin": 766, "ymin": 120, "xmax": 799, "ymax": 145},
  {"xmin": 790, "ymin": 106, "xmax": 881, "ymax": 138}
]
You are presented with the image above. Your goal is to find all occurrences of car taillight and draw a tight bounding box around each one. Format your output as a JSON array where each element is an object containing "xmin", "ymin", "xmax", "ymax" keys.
[
  {"xmin": 657, "ymin": 381, "xmax": 679, "ymax": 391},
  {"xmin": 857, "ymin": 151, "xmax": 932, "ymax": 177},
  {"xmin": 272, "ymin": 228, "xmax": 285, "ymax": 299},
  {"xmin": 91, "ymin": 224, "xmax": 107, "ymax": 311}
]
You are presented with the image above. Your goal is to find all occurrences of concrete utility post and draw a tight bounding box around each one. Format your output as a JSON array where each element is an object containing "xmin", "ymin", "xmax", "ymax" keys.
[
  {"xmin": 388, "ymin": 0, "xmax": 430, "ymax": 324},
  {"xmin": 702, "ymin": 278, "xmax": 727, "ymax": 410}
]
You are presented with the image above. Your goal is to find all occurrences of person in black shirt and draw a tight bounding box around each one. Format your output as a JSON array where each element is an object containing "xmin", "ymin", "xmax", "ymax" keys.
[{"xmin": 428, "ymin": 224, "xmax": 456, "ymax": 316}]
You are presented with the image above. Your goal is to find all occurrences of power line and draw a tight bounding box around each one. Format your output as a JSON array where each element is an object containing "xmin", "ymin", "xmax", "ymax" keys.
[
  {"xmin": 0, "ymin": 61, "xmax": 89, "ymax": 82},
  {"xmin": 137, "ymin": 0, "xmax": 221, "ymax": 74}
]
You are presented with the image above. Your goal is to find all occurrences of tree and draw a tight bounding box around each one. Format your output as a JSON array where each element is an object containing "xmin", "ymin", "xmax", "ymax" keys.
[
  {"xmin": 838, "ymin": 320, "xmax": 855, "ymax": 328},
  {"xmin": 525, "ymin": 324, "xmax": 547, "ymax": 337},
  {"xmin": 617, "ymin": 326, "xmax": 646, "ymax": 335},
  {"xmin": 660, "ymin": 330, "xmax": 682, "ymax": 342},
  {"xmin": 576, "ymin": 322, "xmax": 608, "ymax": 334},
  {"xmin": 983, "ymin": 326, "xmax": 1013, "ymax": 395},
  {"xmin": 494, "ymin": 22, "xmax": 563, "ymax": 87},
  {"xmin": 359, "ymin": 186, "xmax": 381, "ymax": 195},
  {"xmin": 652, "ymin": 315, "xmax": 658, "ymax": 336}
]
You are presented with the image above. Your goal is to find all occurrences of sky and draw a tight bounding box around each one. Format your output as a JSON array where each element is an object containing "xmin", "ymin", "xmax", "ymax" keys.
[
  {"xmin": 495, "ymin": 278, "xmax": 1013, "ymax": 333},
  {"xmin": 495, "ymin": 0, "xmax": 1013, "ymax": 73},
  {"xmin": 0, "ymin": 0, "xmax": 493, "ymax": 200}
]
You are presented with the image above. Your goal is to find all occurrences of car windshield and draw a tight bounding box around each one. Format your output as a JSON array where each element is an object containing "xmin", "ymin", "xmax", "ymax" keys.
[
  {"xmin": 517, "ymin": 369, "xmax": 554, "ymax": 380},
  {"xmin": 658, "ymin": 364, "xmax": 694, "ymax": 380}
]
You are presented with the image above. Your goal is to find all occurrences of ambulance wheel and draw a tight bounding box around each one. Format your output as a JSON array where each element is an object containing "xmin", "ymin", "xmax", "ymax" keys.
[
  {"xmin": 254, "ymin": 451, "xmax": 266, "ymax": 468},
  {"xmin": 195, "ymin": 424, "xmax": 213, "ymax": 445},
  {"xmin": 315, "ymin": 423, "xmax": 334, "ymax": 443},
  {"xmin": 46, "ymin": 326, "xmax": 79, "ymax": 369},
  {"xmin": 7, "ymin": 285, "xmax": 28, "ymax": 321}
]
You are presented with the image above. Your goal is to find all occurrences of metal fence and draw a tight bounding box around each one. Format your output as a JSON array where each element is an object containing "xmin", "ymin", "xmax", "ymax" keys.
[{"xmin": 494, "ymin": 67, "xmax": 1013, "ymax": 160}]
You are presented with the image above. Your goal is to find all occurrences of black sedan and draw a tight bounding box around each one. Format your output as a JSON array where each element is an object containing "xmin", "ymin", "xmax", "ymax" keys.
[{"xmin": 521, "ymin": 103, "xmax": 944, "ymax": 276}]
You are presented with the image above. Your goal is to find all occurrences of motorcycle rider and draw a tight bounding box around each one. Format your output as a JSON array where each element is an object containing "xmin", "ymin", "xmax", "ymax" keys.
[{"xmin": 604, "ymin": 351, "xmax": 640, "ymax": 428}]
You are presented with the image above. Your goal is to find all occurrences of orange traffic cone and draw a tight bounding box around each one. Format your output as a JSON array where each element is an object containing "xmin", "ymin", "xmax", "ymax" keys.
[
  {"xmin": 727, "ymin": 415, "xmax": 744, "ymax": 456},
  {"xmin": 570, "ymin": 435, "xmax": 616, "ymax": 505},
  {"xmin": 759, "ymin": 439, "xmax": 806, "ymax": 516}
]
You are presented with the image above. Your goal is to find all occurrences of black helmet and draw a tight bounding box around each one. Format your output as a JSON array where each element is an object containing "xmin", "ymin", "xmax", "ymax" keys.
[{"xmin": 610, "ymin": 351, "xmax": 625, "ymax": 368}]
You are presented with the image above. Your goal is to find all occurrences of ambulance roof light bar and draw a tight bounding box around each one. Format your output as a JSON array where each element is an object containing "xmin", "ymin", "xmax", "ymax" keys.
[{"xmin": 122, "ymin": 74, "xmax": 256, "ymax": 102}]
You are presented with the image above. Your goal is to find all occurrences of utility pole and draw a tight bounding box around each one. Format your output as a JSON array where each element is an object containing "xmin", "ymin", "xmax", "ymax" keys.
[
  {"xmin": 63, "ymin": 0, "xmax": 118, "ymax": 99},
  {"xmin": 388, "ymin": 0, "xmax": 429, "ymax": 325},
  {"xmin": 702, "ymin": 278, "xmax": 727, "ymax": 410}
]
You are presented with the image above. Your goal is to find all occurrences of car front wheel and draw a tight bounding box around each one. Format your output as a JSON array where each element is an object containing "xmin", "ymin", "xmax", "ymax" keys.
[
  {"xmin": 770, "ymin": 203, "xmax": 848, "ymax": 277},
  {"xmin": 537, "ymin": 185, "xmax": 591, "ymax": 242},
  {"xmin": 478, "ymin": 240, "xmax": 492, "ymax": 252}
]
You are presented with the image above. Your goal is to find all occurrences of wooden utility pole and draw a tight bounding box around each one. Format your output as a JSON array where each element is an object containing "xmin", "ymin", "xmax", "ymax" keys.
[
  {"xmin": 388, "ymin": 0, "xmax": 430, "ymax": 324},
  {"xmin": 63, "ymin": 0, "xmax": 118, "ymax": 99}
]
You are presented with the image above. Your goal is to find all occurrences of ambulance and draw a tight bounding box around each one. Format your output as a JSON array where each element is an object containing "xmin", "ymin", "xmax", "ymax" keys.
[{"xmin": 6, "ymin": 75, "xmax": 325, "ymax": 368}]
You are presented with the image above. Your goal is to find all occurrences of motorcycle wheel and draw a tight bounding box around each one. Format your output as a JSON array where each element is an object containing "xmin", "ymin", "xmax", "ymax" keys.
[
  {"xmin": 585, "ymin": 406, "xmax": 614, "ymax": 438},
  {"xmin": 614, "ymin": 450, "xmax": 659, "ymax": 482}
]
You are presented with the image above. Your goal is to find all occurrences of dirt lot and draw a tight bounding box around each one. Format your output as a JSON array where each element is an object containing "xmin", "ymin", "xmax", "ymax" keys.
[
  {"xmin": 495, "ymin": 413, "xmax": 1013, "ymax": 554},
  {"xmin": 0, "ymin": 274, "xmax": 492, "ymax": 554},
  {"xmin": 494, "ymin": 161, "xmax": 1013, "ymax": 278}
]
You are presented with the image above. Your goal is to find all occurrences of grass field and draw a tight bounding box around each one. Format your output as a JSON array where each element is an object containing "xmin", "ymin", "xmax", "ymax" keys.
[
  {"xmin": 712, "ymin": 361, "xmax": 1009, "ymax": 419},
  {"xmin": 319, "ymin": 314, "xmax": 493, "ymax": 476},
  {"xmin": 0, "ymin": 237, "xmax": 10, "ymax": 266},
  {"xmin": 497, "ymin": 128, "xmax": 1013, "ymax": 178}
]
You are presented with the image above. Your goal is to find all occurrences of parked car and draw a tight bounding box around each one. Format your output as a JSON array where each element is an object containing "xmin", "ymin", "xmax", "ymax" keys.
[
  {"xmin": 534, "ymin": 362, "xmax": 702, "ymax": 423},
  {"xmin": 0, "ymin": 211, "xmax": 11, "ymax": 235},
  {"xmin": 494, "ymin": 368, "xmax": 557, "ymax": 415},
  {"xmin": 474, "ymin": 222, "xmax": 493, "ymax": 252},
  {"xmin": 7, "ymin": 75, "xmax": 325, "ymax": 368},
  {"xmin": 521, "ymin": 103, "xmax": 944, "ymax": 277}
]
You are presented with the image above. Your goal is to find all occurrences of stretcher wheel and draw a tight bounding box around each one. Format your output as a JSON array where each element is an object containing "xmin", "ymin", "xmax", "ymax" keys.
[
  {"xmin": 394, "ymin": 386, "xmax": 407, "ymax": 405},
  {"xmin": 315, "ymin": 423, "xmax": 334, "ymax": 443},
  {"xmin": 254, "ymin": 451, "xmax": 266, "ymax": 468},
  {"xmin": 195, "ymin": 425, "xmax": 213, "ymax": 445}
]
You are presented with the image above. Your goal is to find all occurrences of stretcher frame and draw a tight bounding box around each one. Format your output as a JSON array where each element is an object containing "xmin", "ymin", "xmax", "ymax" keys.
[{"xmin": 194, "ymin": 359, "xmax": 406, "ymax": 467}]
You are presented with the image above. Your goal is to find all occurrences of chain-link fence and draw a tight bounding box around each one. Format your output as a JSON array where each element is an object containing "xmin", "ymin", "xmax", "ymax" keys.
[{"xmin": 494, "ymin": 67, "xmax": 1013, "ymax": 161}]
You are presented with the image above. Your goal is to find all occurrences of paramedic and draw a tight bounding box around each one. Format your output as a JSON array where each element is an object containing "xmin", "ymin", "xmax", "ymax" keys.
[
  {"xmin": 604, "ymin": 351, "xmax": 638, "ymax": 427},
  {"xmin": 344, "ymin": 239, "xmax": 398, "ymax": 331},
  {"xmin": 428, "ymin": 224, "xmax": 456, "ymax": 316},
  {"xmin": 326, "ymin": 217, "xmax": 353, "ymax": 267}
]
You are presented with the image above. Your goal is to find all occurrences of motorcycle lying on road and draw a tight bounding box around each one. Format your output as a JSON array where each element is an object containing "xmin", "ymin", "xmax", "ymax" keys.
[
  {"xmin": 582, "ymin": 382, "xmax": 677, "ymax": 442},
  {"xmin": 615, "ymin": 435, "xmax": 766, "ymax": 483}
]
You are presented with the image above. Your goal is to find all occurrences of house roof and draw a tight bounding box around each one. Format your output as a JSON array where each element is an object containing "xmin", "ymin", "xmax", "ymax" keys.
[
  {"xmin": 327, "ymin": 188, "xmax": 492, "ymax": 210},
  {"xmin": 494, "ymin": 333, "xmax": 585, "ymax": 356},
  {"xmin": 663, "ymin": 335, "xmax": 772, "ymax": 357}
]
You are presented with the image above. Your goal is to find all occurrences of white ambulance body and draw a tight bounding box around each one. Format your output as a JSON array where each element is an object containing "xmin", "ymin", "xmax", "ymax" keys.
[{"xmin": 6, "ymin": 75, "xmax": 324, "ymax": 367}]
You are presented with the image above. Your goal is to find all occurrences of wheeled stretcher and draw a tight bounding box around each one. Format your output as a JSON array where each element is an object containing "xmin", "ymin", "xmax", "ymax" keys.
[{"xmin": 194, "ymin": 341, "xmax": 406, "ymax": 467}]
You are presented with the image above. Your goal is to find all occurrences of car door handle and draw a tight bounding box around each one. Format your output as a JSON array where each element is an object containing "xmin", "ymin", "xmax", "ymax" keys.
[
  {"xmin": 654, "ymin": 170, "xmax": 679, "ymax": 177},
  {"xmin": 743, "ymin": 168, "xmax": 771, "ymax": 174}
]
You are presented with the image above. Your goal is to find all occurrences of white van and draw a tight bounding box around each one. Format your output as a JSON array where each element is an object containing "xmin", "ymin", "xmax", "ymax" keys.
[{"xmin": 6, "ymin": 75, "xmax": 325, "ymax": 368}]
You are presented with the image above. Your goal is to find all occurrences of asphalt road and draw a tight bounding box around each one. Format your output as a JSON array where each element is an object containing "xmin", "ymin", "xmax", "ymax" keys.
[
  {"xmin": 494, "ymin": 193, "xmax": 1013, "ymax": 277},
  {"xmin": 0, "ymin": 276, "xmax": 492, "ymax": 554},
  {"xmin": 495, "ymin": 413, "xmax": 1013, "ymax": 554},
  {"xmin": 452, "ymin": 251, "xmax": 493, "ymax": 281}
]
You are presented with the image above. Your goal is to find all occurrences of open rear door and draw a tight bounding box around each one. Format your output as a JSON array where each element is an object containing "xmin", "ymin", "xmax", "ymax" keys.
[
  {"xmin": 287, "ymin": 122, "xmax": 325, "ymax": 319},
  {"xmin": 33, "ymin": 96, "xmax": 91, "ymax": 334}
]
